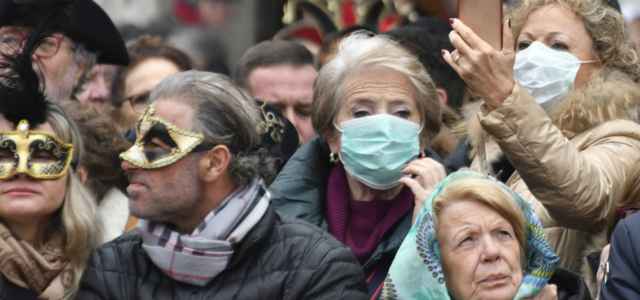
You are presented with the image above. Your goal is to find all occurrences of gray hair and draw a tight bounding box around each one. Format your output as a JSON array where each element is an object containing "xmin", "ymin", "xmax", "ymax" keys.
[
  {"xmin": 67, "ymin": 42, "xmax": 98, "ymax": 101},
  {"xmin": 149, "ymin": 71, "xmax": 274, "ymax": 185},
  {"xmin": 312, "ymin": 32, "xmax": 441, "ymax": 144},
  {"xmin": 71, "ymin": 42, "xmax": 97, "ymax": 70}
]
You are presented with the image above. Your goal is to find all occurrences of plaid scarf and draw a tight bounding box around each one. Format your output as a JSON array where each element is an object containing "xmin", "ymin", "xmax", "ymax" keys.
[
  {"xmin": 382, "ymin": 170, "xmax": 559, "ymax": 299},
  {"xmin": 138, "ymin": 179, "xmax": 270, "ymax": 286}
]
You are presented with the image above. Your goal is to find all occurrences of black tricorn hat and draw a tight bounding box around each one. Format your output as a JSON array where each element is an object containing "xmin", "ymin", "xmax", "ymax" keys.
[
  {"xmin": 607, "ymin": 0, "xmax": 621, "ymax": 13},
  {"xmin": 0, "ymin": 0, "xmax": 129, "ymax": 65}
]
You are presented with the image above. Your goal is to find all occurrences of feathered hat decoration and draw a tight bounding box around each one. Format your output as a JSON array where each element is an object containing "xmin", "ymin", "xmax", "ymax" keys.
[{"xmin": 0, "ymin": 6, "xmax": 63, "ymax": 127}]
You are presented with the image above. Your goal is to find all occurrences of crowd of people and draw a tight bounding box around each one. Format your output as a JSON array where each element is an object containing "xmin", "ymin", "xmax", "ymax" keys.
[{"xmin": 0, "ymin": 0, "xmax": 640, "ymax": 299}]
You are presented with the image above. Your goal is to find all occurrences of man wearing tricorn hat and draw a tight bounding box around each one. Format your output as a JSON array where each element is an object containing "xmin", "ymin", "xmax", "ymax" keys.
[{"xmin": 0, "ymin": 0, "xmax": 128, "ymax": 102}]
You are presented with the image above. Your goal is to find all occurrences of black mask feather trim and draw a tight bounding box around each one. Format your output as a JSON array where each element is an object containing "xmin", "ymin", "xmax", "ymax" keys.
[{"xmin": 0, "ymin": 8, "xmax": 64, "ymax": 127}]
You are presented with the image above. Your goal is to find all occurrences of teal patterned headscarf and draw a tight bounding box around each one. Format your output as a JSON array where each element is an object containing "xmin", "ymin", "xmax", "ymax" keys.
[{"xmin": 382, "ymin": 170, "xmax": 559, "ymax": 299}]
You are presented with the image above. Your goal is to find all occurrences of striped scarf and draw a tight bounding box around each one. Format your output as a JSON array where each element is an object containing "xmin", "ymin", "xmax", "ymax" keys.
[{"xmin": 138, "ymin": 179, "xmax": 270, "ymax": 286}]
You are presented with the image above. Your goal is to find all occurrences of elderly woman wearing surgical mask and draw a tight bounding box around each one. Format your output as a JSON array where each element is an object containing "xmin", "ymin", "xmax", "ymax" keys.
[
  {"xmin": 0, "ymin": 39, "xmax": 100, "ymax": 299},
  {"xmin": 269, "ymin": 32, "xmax": 446, "ymax": 298},
  {"xmin": 384, "ymin": 170, "xmax": 560, "ymax": 300},
  {"xmin": 441, "ymin": 0, "xmax": 640, "ymax": 283}
]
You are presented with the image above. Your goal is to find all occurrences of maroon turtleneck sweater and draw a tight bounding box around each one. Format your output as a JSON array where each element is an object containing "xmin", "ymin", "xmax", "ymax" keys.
[{"xmin": 325, "ymin": 164, "xmax": 414, "ymax": 264}]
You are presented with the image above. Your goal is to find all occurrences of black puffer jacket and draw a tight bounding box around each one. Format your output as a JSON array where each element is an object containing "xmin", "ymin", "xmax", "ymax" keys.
[
  {"xmin": 76, "ymin": 206, "xmax": 367, "ymax": 300},
  {"xmin": 0, "ymin": 276, "xmax": 38, "ymax": 300}
]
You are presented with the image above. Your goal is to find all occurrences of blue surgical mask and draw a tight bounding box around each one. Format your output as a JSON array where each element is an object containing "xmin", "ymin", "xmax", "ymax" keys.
[
  {"xmin": 514, "ymin": 41, "xmax": 597, "ymax": 105},
  {"xmin": 336, "ymin": 114, "xmax": 421, "ymax": 190}
]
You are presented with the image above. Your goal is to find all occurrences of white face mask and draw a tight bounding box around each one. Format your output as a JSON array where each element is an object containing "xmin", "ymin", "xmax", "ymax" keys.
[{"xmin": 514, "ymin": 41, "xmax": 597, "ymax": 104}]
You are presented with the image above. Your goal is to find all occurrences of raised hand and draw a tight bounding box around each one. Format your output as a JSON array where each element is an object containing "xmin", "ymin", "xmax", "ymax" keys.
[{"xmin": 442, "ymin": 19, "xmax": 516, "ymax": 111}]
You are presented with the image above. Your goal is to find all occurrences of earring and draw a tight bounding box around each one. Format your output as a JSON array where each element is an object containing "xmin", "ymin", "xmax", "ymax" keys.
[{"xmin": 329, "ymin": 152, "xmax": 339, "ymax": 163}]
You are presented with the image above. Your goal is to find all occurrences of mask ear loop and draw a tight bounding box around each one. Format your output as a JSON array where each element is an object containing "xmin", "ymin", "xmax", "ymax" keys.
[
  {"xmin": 416, "ymin": 121, "xmax": 425, "ymax": 158},
  {"xmin": 333, "ymin": 121, "xmax": 344, "ymax": 133}
]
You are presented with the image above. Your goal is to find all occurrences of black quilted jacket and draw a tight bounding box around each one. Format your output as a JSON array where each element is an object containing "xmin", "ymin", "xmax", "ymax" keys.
[
  {"xmin": 0, "ymin": 277, "xmax": 38, "ymax": 300},
  {"xmin": 76, "ymin": 206, "xmax": 367, "ymax": 300}
]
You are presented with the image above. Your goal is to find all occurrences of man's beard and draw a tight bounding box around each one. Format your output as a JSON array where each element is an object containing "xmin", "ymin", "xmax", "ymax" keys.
[{"xmin": 34, "ymin": 61, "xmax": 80, "ymax": 102}]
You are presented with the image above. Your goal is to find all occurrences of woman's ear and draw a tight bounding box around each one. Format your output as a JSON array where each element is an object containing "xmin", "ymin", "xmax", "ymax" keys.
[
  {"xmin": 436, "ymin": 88, "xmax": 449, "ymax": 107},
  {"xmin": 324, "ymin": 129, "xmax": 340, "ymax": 154},
  {"xmin": 198, "ymin": 145, "xmax": 232, "ymax": 182},
  {"xmin": 77, "ymin": 166, "xmax": 88, "ymax": 184}
]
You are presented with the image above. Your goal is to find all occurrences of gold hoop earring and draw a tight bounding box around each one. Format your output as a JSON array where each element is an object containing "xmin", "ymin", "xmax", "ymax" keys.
[{"xmin": 329, "ymin": 152, "xmax": 339, "ymax": 163}]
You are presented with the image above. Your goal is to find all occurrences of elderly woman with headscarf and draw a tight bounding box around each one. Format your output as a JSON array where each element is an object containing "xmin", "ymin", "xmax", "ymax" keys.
[
  {"xmin": 441, "ymin": 0, "xmax": 640, "ymax": 284},
  {"xmin": 269, "ymin": 32, "xmax": 446, "ymax": 298},
  {"xmin": 383, "ymin": 170, "xmax": 560, "ymax": 300}
]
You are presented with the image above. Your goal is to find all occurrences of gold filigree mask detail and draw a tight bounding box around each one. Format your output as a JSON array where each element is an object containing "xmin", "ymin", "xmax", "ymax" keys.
[
  {"xmin": 256, "ymin": 101, "xmax": 286, "ymax": 144},
  {"xmin": 0, "ymin": 120, "xmax": 74, "ymax": 180},
  {"xmin": 120, "ymin": 105, "xmax": 212, "ymax": 169}
]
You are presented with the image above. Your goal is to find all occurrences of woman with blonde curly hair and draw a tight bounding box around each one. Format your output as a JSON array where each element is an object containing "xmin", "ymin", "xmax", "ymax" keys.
[
  {"xmin": 0, "ymin": 34, "xmax": 100, "ymax": 299},
  {"xmin": 441, "ymin": 0, "xmax": 640, "ymax": 292}
]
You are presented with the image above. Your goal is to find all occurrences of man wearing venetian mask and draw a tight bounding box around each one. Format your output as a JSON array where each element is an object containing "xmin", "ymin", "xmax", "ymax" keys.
[{"xmin": 76, "ymin": 71, "xmax": 367, "ymax": 300}]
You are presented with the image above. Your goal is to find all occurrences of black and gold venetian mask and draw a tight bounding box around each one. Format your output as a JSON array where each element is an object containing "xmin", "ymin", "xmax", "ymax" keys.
[
  {"xmin": 0, "ymin": 120, "xmax": 73, "ymax": 179},
  {"xmin": 120, "ymin": 105, "xmax": 212, "ymax": 169}
]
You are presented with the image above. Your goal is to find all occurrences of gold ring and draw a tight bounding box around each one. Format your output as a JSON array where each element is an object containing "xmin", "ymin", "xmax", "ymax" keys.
[{"xmin": 453, "ymin": 52, "xmax": 461, "ymax": 63}]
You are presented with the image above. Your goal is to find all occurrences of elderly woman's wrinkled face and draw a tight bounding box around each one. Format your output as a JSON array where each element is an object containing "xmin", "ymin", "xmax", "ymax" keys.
[
  {"xmin": 329, "ymin": 67, "xmax": 420, "ymax": 146},
  {"xmin": 516, "ymin": 4, "xmax": 602, "ymax": 89},
  {"xmin": 0, "ymin": 117, "xmax": 67, "ymax": 225},
  {"xmin": 437, "ymin": 199, "xmax": 523, "ymax": 300}
]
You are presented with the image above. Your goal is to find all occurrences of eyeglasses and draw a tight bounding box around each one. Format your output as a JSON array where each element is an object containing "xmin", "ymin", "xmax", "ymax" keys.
[{"xmin": 0, "ymin": 30, "xmax": 70, "ymax": 58}]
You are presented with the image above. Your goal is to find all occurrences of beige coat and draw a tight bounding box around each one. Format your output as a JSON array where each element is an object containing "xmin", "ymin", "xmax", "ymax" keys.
[{"xmin": 469, "ymin": 78, "xmax": 640, "ymax": 274}]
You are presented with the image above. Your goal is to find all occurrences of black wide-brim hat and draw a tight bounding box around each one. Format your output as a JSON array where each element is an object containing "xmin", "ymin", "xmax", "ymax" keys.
[{"xmin": 0, "ymin": 0, "xmax": 129, "ymax": 65}]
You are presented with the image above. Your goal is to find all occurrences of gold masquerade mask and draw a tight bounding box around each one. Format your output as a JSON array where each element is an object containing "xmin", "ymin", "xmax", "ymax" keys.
[
  {"xmin": 120, "ymin": 105, "xmax": 212, "ymax": 169},
  {"xmin": 0, "ymin": 120, "xmax": 73, "ymax": 180}
]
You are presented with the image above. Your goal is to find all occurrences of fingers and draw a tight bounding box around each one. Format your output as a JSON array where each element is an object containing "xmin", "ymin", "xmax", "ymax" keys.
[
  {"xmin": 449, "ymin": 30, "xmax": 473, "ymax": 57},
  {"xmin": 399, "ymin": 176, "xmax": 433, "ymax": 217},
  {"xmin": 541, "ymin": 284, "xmax": 558, "ymax": 300},
  {"xmin": 442, "ymin": 49, "xmax": 464, "ymax": 74},
  {"xmin": 450, "ymin": 18, "xmax": 493, "ymax": 53},
  {"xmin": 549, "ymin": 284, "xmax": 558, "ymax": 296},
  {"xmin": 403, "ymin": 158, "xmax": 446, "ymax": 188},
  {"xmin": 401, "ymin": 176, "xmax": 428, "ymax": 224},
  {"xmin": 502, "ymin": 19, "xmax": 515, "ymax": 53},
  {"xmin": 398, "ymin": 176, "xmax": 423, "ymax": 198}
]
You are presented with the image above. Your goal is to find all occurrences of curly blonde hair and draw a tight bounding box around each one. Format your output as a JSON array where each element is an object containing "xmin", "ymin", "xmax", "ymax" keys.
[
  {"xmin": 551, "ymin": 71, "xmax": 640, "ymax": 139},
  {"xmin": 510, "ymin": 0, "xmax": 640, "ymax": 81}
]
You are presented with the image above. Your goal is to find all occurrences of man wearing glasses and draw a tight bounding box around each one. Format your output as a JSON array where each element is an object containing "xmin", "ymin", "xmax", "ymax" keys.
[{"xmin": 0, "ymin": 0, "xmax": 128, "ymax": 102}]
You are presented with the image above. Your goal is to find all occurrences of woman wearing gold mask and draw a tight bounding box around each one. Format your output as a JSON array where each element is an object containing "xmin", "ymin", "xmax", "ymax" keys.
[{"xmin": 0, "ymin": 31, "xmax": 100, "ymax": 300}]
